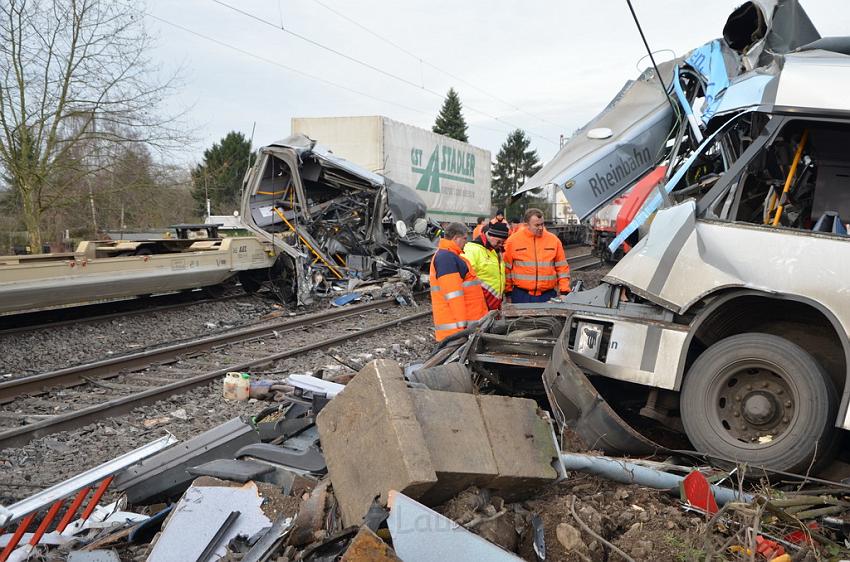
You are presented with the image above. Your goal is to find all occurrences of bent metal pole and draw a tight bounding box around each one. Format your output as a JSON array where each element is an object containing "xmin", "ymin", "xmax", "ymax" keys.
[
  {"xmin": 560, "ymin": 452, "xmax": 753, "ymax": 506},
  {"xmin": 772, "ymin": 129, "xmax": 809, "ymax": 226}
]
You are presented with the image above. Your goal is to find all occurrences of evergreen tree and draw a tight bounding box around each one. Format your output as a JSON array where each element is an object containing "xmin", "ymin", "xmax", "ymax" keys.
[
  {"xmin": 432, "ymin": 88, "xmax": 469, "ymax": 142},
  {"xmin": 491, "ymin": 130, "xmax": 543, "ymax": 217},
  {"xmin": 191, "ymin": 132, "xmax": 254, "ymax": 216}
]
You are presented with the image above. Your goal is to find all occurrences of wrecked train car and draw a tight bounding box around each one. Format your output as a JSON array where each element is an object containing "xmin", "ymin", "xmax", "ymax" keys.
[
  {"xmin": 437, "ymin": 1, "xmax": 850, "ymax": 475},
  {"xmin": 240, "ymin": 134, "xmax": 439, "ymax": 304}
]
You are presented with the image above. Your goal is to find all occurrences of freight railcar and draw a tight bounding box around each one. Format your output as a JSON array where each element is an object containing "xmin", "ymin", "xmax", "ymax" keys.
[{"xmin": 0, "ymin": 225, "xmax": 279, "ymax": 315}]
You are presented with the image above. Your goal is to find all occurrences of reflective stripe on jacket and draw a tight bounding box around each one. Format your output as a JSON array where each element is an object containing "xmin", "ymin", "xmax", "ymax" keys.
[
  {"xmin": 461, "ymin": 235, "xmax": 505, "ymax": 310},
  {"xmin": 503, "ymin": 226, "xmax": 570, "ymax": 295},
  {"xmin": 429, "ymin": 238, "xmax": 488, "ymax": 341}
]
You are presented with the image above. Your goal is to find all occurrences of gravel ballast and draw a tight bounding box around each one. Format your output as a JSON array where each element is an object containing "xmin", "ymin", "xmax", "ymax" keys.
[
  {"xmin": 1, "ymin": 294, "xmax": 283, "ymax": 377},
  {"xmin": 0, "ymin": 314, "xmax": 433, "ymax": 504}
]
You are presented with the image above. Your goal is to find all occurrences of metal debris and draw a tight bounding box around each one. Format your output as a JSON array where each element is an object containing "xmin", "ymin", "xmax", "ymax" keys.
[
  {"xmin": 115, "ymin": 417, "xmax": 258, "ymax": 504},
  {"xmin": 240, "ymin": 134, "xmax": 440, "ymax": 305},
  {"xmin": 559, "ymin": 453, "xmax": 751, "ymax": 506},
  {"xmin": 146, "ymin": 481, "xmax": 271, "ymax": 562}
]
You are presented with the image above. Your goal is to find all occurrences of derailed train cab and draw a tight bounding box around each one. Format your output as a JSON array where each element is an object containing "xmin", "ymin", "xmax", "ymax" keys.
[{"xmin": 240, "ymin": 134, "xmax": 440, "ymax": 305}]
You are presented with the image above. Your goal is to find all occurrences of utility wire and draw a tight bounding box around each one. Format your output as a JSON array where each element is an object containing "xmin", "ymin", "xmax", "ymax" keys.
[
  {"xmin": 624, "ymin": 0, "xmax": 678, "ymax": 117},
  {"xmin": 210, "ymin": 0, "xmax": 558, "ymax": 145},
  {"xmin": 145, "ymin": 13, "xmax": 428, "ymax": 115},
  {"xmin": 308, "ymin": 0, "xmax": 566, "ymax": 131},
  {"xmin": 145, "ymin": 13, "xmax": 508, "ymax": 138}
]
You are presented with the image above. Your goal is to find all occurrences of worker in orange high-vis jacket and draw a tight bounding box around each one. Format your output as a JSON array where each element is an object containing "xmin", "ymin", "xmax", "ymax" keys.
[
  {"xmin": 508, "ymin": 217, "xmax": 522, "ymax": 236},
  {"xmin": 429, "ymin": 222, "xmax": 489, "ymax": 341},
  {"xmin": 472, "ymin": 216, "xmax": 487, "ymax": 239},
  {"xmin": 503, "ymin": 208, "xmax": 571, "ymax": 304},
  {"xmin": 489, "ymin": 208, "xmax": 508, "ymax": 229}
]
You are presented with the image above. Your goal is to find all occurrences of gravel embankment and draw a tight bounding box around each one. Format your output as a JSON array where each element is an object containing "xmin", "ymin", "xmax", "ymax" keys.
[
  {"xmin": 0, "ymin": 313, "xmax": 433, "ymax": 504},
  {"xmin": 572, "ymin": 263, "xmax": 612, "ymax": 289},
  {"xmin": 0, "ymin": 295, "xmax": 285, "ymax": 377}
]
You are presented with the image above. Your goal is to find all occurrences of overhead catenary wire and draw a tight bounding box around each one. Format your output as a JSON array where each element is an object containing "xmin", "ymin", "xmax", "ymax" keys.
[
  {"xmin": 307, "ymin": 0, "xmax": 567, "ymax": 131},
  {"xmin": 624, "ymin": 0, "xmax": 679, "ymax": 118},
  {"xmin": 210, "ymin": 0, "xmax": 559, "ymax": 145},
  {"xmin": 145, "ymin": 13, "xmax": 429, "ymax": 116},
  {"xmin": 145, "ymin": 13, "xmax": 519, "ymax": 140},
  {"xmin": 624, "ymin": 0, "xmax": 685, "ymax": 210}
]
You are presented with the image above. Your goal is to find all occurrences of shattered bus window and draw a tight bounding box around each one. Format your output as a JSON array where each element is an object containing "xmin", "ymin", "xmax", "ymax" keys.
[
  {"xmin": 724, "ymin": 119, "xmax": 850, "ymax": 234},
  {"xmin": 666, "ymin": 112, "xmax": 769, "ymax": 209}
]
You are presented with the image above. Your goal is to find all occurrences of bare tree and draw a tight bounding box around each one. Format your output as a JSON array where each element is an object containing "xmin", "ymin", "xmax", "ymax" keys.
[{"xmin": 0, "ymin": 0, "xmax": 187, "ymax": 251}]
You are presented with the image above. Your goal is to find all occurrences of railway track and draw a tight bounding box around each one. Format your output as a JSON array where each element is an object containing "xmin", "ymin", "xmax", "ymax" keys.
[
  {"xmin": 568, "ymin": 251, "xmax": 602, "ymax": 271},
  {"xmin": 3, "ymin": 247, "xmax": 597, "ymax": 334},
  {"xmin": 0, "ymin": 250, "xmax": 595, "ymax": 449},
  {"xmin": 0, "ymin": 298, "xmax": 429, "ymax": 449}
]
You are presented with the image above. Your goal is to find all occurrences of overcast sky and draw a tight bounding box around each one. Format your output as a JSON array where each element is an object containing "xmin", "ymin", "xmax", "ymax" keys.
[{"xmin": 145, "ymin": 1, "xmax": 850, "ymax": 165}]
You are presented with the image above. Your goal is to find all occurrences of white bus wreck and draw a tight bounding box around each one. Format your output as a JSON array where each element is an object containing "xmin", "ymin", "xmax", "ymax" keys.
[{"xmin": 419, "ymin": 0, "xmax": 850, "ymax": 474}]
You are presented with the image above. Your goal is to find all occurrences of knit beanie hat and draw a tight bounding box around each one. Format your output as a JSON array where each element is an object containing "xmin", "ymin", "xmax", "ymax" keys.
[{"xmin": 487, "ymin": 221, "xmax": 510, "ymax": 239}]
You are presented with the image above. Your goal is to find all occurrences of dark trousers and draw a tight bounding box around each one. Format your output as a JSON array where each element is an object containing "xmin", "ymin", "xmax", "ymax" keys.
[{"xmin": 509, "ymin": 287, "xmax": 557, "ymax": 303}]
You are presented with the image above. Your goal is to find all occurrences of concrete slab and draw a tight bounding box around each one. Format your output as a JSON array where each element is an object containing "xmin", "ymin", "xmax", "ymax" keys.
[
  {"xmin": 409, "ymin": 389, "xmax": 498, "ymax": 503},
  {"xmin": 318, "ymin": 360, "xmax": 561, "ymax": 527},
  {"xmin": 316, "ymin": 360, "xmax": 437, "ymax": 527},
  {"xmin": 477, "ymin": 395, "xmax": 559, "ymax": 498}
]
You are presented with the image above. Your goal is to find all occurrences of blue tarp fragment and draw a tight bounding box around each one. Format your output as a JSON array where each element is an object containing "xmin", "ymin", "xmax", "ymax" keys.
[{"xmin": 331, "ymin": 292, "xmax": 361, "ymax": 307}]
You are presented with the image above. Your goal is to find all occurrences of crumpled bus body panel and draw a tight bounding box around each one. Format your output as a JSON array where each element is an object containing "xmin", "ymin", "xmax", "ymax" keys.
[
  {"xmin": 519, "ymin": 0, "xmax": 821, "ymax": 223},
  {"xmin": 517, "ymin": 64, "xmax": 676, "ymax": 221}
]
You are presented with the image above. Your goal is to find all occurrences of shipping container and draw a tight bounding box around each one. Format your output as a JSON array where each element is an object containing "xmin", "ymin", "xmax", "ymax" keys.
[{"xmin": 291, "ymin": 116, "xmax": 491, "ymax": 223}]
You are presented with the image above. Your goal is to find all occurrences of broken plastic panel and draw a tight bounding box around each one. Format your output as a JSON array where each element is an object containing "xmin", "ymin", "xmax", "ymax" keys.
[
  {"xmin": 0, "ymin": 434, "xmax": 177, "ymax": 528},
  {"xmin": 386, "ymin": 491, "xmax": 523, "ymax": 562},
  {"xmin": 146, "ymin": 481, "xmax": 273, "ymax": 562}
]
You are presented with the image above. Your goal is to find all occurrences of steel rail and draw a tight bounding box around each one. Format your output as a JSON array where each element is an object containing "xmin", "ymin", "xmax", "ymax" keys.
[
  {"xmin": 569, "ymin": 254, "xmax": 602, "ymax": 270},
  {"xmin": 0, "ymin": 296, "xmax": 412, "ymax": 403},
  {"xmin": 0, "ymin": 309, "xmax": 430, "ymax": 449}
]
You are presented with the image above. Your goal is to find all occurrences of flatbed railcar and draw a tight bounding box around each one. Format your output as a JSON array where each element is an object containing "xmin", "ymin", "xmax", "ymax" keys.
[{"xmin": 0, "ymin": 227, "xmax": 278, "ymax": 315}]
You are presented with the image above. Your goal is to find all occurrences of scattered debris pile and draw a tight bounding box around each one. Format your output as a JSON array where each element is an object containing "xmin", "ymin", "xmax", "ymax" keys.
[
  {"xmin": 240, "ymin": 134, "xmax": 440, "ymax": 305},
  {"xmin": 4, "ymin": 358, "xmax": 850, "ymax": 561}
]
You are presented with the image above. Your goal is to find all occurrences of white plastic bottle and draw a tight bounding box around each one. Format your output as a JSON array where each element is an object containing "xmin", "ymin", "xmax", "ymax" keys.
[{"xmin": 223, "ymin": 372, "xmax": 250, "ymax": 401}]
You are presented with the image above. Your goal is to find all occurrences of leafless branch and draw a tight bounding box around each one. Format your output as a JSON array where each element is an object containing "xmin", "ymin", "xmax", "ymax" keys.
[{"xmin": 0, "ymin": 0, "xmax": 192, "ymax": 249}]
